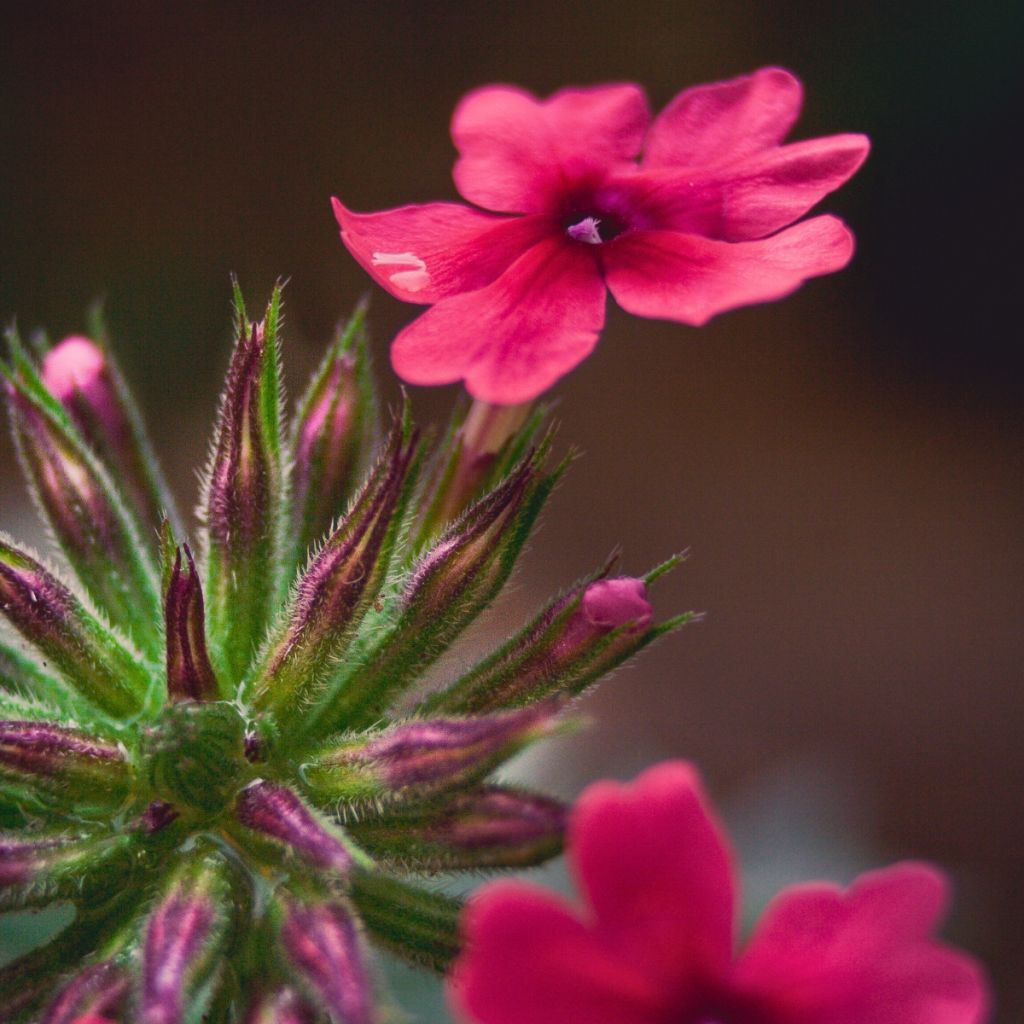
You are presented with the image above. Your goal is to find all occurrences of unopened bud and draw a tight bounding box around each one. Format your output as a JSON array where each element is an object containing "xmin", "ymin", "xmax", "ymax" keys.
[
  {"xmin": 202, "ymin": 299, "xmax": 283, "ymax": 682},
  {"xmin": 350, "ymin": 785, "xmax": 567, "ymax": 870},
  {"xmin": 141, "ymin": 855, "xmax": 230, "ymax": 1024},
  {"xmin": 304, "ymin": 701, "xmax": 564, "ymax": 803},
  {"xmin": 0, "ymin": 720, "xmax": 130, "ymax": 804},
  {"xmin": 254, "ymin": 420, "xmax": 417, "ymax": 717},
  {"xmin": 42, "ymin": 960, "xmax": 129, "ymax": 1024},
  {"xmin": 164, "ymin": 545, "xmax": 219, "ymax": 703},
  {"xmin": 234, "ymin": 780, "xmax": 356, "ymax": 874},
  {"xmin": 5, "ymin": 379, "xmax": 161, "ymax": 645},
  {"xmin": 0, "ymin": 538, "xmax": 150, "ymax": 716},
  {"xmin": 42, "ymin": 336, "xmax": 170, "ymax": 532},
  {"xmin": 307, "ymin": 449, "xmax": 557, "ymax": 735},
  {"xmin": 290, "ymin": 306, "xmax": 374, "ymax": 562},
  {"xmin": 280, "ymin": 899, "xmax": 372, "ymax": 1024},
  {"xmin": 0, "ymin": 831, "xmax": 134, "ymax": 909},
  {"xmin": 431, "ymin": 574, "xmax": 658, "ymax": 714}
]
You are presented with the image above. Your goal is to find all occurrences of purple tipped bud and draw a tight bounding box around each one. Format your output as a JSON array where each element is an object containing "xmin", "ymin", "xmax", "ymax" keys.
[
  {"xmin": 254, "ymin": 421, "xmax": 417, "ymax": 716},
  {"xmin": 142, "ymin": 858, "xmax": 226, "ymax": 1024},
  {"xmin": 138, "ymin": 800, "xmax": 180, "ymax": 834},
  {"xmin": 352, "ymin": 785, "xmax": 567, "ymax": 870},
  {"xmin": 42, "ymin": 338, "xmax": 122, "ymax": 438},
  {"xmin": 5, "ymin": 378, "xmax": 161, "ymax": 640},
  {"xmin": 0, "ymin": 831, "xmax": 133, "ymax": 908},
  {"xmin": 42, "ymin": 960, "xmax": 129, "ymax": 1024},
  {"xmin": 305, "ymin": 701, "xmax": 564, "ymax": 802},
  {"xmin": 234, "ymin": 780, "xmax": 354, "ymax": 874},
  {"xmin": 244, "ymin": 988, "xmax": 314, "ymax": 1024},
  {"xmin": 202, "ymin": 309, "xmax": 283, "ymax": 681},
  {"xmin": 431, "ymin": 574, "xmax": 656, "ymax": 714},
  {"xmin": 0, "ymin": 539, "xmax": 149, "ymax": 716},
  {"xmin": 281, "ymin": 899, "xmax": 372, "ymax": 1024},
  {"xmin": 164, "ymin": 545, "xmax": 219, "ymax": 703},
  {"xmin": 0, "ymin": 720, "xmax": 130, "ymax": 801}
]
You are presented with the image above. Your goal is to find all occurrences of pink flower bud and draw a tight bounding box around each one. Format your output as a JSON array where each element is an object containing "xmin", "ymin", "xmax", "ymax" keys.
[
  {"xmin": 234, "ymin": 780, "xmax": 354, "ymax": 874},
  {"xmin": 164, "ymin": 545, "xmax": 219, "ymax": 703},
  {"xmin": 42, "ymin": 337, "xmax": 125, "ymax": 444},
  {"xmin": 281, "ymin": 900, "xmax": 372, "ymax": 1024},
  {"xmin": 553, "ymin": 576, "xmax": 653, "ymax": 658}
]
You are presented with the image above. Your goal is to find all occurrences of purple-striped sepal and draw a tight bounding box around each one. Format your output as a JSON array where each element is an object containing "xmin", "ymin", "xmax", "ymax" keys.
[
  {"xmin": 163, "ymin": 544, "xmax": 219, "ymax": 703},
  {"xmin": 279, "ymin": 897, "xmax": 373, "ymax": 1024},
  {"xmin": 233, "ymin": 780, "xmax": 359, "ymax": 875},
  {"xmin": 41, "ymin": 960, "xmax": 130, "ymax": 1024}
]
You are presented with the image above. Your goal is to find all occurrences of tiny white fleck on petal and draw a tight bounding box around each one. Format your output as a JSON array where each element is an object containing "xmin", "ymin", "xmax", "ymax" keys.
[{"xmin": 371, "ymin": 251, "xmax": 430, "ymax": 292}]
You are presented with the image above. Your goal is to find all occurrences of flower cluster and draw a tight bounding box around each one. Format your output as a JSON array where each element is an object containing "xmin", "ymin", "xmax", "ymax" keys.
[{"xmin": 0, "ymin": 294, "xmax": 686, "ymax": 1023}]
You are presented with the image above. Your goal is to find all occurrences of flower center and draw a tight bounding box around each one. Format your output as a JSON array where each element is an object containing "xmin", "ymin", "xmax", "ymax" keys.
[{"xmin": 564, "ymin": 213, "xmax": 624, "ymax": 245}]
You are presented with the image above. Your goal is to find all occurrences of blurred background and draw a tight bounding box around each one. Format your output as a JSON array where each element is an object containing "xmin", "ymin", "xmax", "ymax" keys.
[{"xmin": 2, "ymin": 1, "xmax": 1021, "ymax": 1019}]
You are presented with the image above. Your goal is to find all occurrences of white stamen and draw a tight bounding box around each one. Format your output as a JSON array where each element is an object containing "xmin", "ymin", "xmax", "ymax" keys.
[
  {"xmin": 567, "ymin": 217, "xmax": 603, "ymax": 245},
  {"xmin": 371, "ymin": 251, "xmax": 430, "ymax": 292}
]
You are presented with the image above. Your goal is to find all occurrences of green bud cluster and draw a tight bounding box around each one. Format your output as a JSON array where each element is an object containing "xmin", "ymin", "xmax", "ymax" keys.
[{"xmin": 0, "ymin": 287, "xmax": 693, "ymax": 1023}]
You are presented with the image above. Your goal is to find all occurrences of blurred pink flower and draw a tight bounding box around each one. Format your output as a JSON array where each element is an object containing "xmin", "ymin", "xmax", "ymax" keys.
[
  {"xmin": 334, "ymin": 68, "xmax": 868, "ymax": 404},
  {"xmin": 450, "ymin": 761, "xmax": 989, "ymax": 1024}
]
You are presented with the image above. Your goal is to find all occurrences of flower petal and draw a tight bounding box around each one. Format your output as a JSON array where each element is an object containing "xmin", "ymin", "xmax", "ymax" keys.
[
  {"xmin": 571, "ymin": 761, "xmax": 736, "ymax": 991},
  {"xmin": 332, "ymin": 198, "xmax": 552, "ymax": 304},
  {"xmin": 390, "ymin": 236, "xmax": 606, "ymax": 404},
  {"xmin": 604, "ymin": 134, "xmax": 869, "ymax": 241},
  {"xmin": 734, "ymin": 863, "xmax": 991, "ymax": 1024},
  {"xmin": 452, "ymin": 84, "xmax": 650, "ymax": 214},
  {"xmin": 601, "ymin": 216, "xmax": 854, "ymax": 326},
  {"xmin": 450, "ymin": 880, "xmax": 665, "ymax": 1024},
  {"xmin": 644, "ymin": 67, "xmax": 804, "ymax": 169}
]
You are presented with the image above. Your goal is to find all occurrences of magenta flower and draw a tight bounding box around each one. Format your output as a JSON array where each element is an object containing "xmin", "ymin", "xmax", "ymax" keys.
[
  {"xmin": 451, "ymin": 761, "xmax": 989, "ymax": 1024},
  {"xmin": 334, "ymin": 68, "xmax": 869, "ymax": 404}
]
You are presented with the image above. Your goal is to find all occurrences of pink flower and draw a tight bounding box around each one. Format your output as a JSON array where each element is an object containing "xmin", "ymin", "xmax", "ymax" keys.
[
  {"xmin": 334, "ymin": 68, "xmax": 869, "ymax": 404},
  {"xmin": 450, "ymin": 761, "xmax": 989, "ymax": 1024}
]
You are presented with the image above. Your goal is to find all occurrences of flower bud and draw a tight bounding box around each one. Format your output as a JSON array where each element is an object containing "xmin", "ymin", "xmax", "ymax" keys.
[
  {"xmin": 280, "ymin": 898, "xmax": 372, "ymax": 1024},
  {"xmin": 349, "ymin": 785, "xmax": 567, "ymax": 871},
  {"xmin": 202, "ymin": 292, "xmax": 283, "ymax": 681},
  {"xmin": 430, "ymin": 573, "xmax": 665, "ymax": 714},
  {"xmin": 0, "ymin": 538, "xmax": 151, "ymax": 716},
  {"xmin": 0, "ymin": 720, "xmax": 131, "ymax": 805},
  {"xmin": 234, "ymin": 780, "xmax": 356, "ymax": 874},
  {"xmin": 253, "ymin": 419, "xmax": 417, "ymax": 717},
  {"xmin": 141, "ymin": 854, "xmax": 231, "ymax": 1024},
  {"xmin": 0, "ymin": 831, "xmax": 134, "ymax": 910},
  {"xmin": 164, "ymin": 545, "xmax": 219, "ymax": 703},
  {"xmin": 42, "ymin": 336, "xmax": 171, "ymax": 532},
  {"xmin": 303, "ymin": 700, "xmax": 564, "ymax": 803},
  {"xmin": 41, "ymin": 960, "xmax": 129, "ymax": 1024},
  {"xmin": 306, "ymin": 447, "xmax": 558, "ymax": 735},
  {"xmin": 4, "ymin": 378, "xmax": 161, "ymax": 648},
  {"xmin": 290, "ymin": 305, "xmax": 375, "ymax": 564}
]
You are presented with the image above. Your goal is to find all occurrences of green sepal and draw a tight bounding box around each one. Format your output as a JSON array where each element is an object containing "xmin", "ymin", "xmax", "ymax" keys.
[
  {"xmin": 348, "ymin": 868, "xmax": 462, "ymax": 974},
  {"xmin": 302, "ymin": 444, "xmax": 564, "ymax": 739},
  {"xmin": 0, "ymin": 830, "xmax": 138, "ymax": 911},
  {"xmin": 0, "ymin": 536, "xmax": 154, "ymax": 718},
  {"xmin": 286, "ymin": 298, "xmax": 380, "ymax": 577}
]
